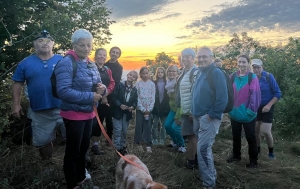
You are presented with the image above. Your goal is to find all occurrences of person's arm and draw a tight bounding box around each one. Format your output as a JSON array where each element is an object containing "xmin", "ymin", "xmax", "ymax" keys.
[
  {"xmin": 113, "ymin": 64, "xmax": 123, "ymax": 85},
  {"xmin": 263, "ymin": 73, "xmax": 281, "ymax": 112},
  {"xmin": 148, "ymin": 82, "xmax": 156, "ymax": 112},
  {"xmin": 248, "ymin": 74, "xmax": 261, "ymax": 114},
  {"xmin": 208, "ymin": 69, "xmax": 227, "ymax": 119},
  {"xmin": 136, "ymin": 82, "xmax": 145, "ymax": 112},
  {"xmin": 12, "ymin": 81, "xmax": 24, "ymax": 119},
  {"xmin": 111, "ymin": 83, "xmax": 121, "ymax": 107},
  {"xmin": 106, "ymin": 68, "xmax": 115, "ymax": 95}
]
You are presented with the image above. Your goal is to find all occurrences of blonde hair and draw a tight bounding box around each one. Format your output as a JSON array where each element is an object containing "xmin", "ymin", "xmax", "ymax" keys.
[{"xmin": 128, "ymin": 70, "xmax": 138, "ymax": 80}]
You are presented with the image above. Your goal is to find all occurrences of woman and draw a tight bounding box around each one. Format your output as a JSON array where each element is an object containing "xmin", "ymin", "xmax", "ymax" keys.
[
  {"xmin": 91, "ymin": 48, "xmax": 115, "ymax": 155},
  {"xmin": 251, "ymin": 59, "xmax": 281, "ymax": 160},
  {"xmin": 55, "ymin": 29, "xmax": 106, "ymax": 189},
  {"xmin": 151, "ymin": 67, "xmax": 169, "ymax": 145},
  {"xmin": 226, "ymin": 54, "xmax": 261, "ymax": 168},
  {"xmin": 164, "ymin": 65, "xmax": 186, "ymax": 153}
]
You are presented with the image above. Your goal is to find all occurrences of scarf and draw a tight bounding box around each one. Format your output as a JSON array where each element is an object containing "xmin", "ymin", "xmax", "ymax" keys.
[{"xmin": 165, "ymin": 78, "xmax": 177, "ymax": 94}]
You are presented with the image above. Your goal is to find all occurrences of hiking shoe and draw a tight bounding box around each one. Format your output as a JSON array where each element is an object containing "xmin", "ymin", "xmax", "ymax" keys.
[
  {"xmin": 167, "ymin": 142, "xmax": 178, "ymax": 149},
  {"xmin": 146, "ymin": 146, "xmax": 152, "ymax": 153},
  {"xmin": 178, "ymin": 146, "xmax": 187, "ymax": 153},
  {"xmin": 268, "ymin": 152, "xmax": 276, "ymax": 160},
  {"xmin": 152, "ymin": 139, "xmax": 158, "ymax": 145},
  {"xmin": 226, "ymin": 155, "xmax": 241, "ymax": 163},
  {"xmin": 85, "ymin": 169, "xmax": 92, "ymax": 180},
  {"xmin": 91, "ymin": 145, "xmax": 105, "ymax": 155},
  {"xmin": 246, "ymin": 161, "xmax": 258, "ymax": 168},
  {"xmin": 185, "ymin": 159, "xmax": 196, "ymax": 169}
]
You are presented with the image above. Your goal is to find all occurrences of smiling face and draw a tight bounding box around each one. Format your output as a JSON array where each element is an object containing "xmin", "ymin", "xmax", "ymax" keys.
[
  {"xmin": 181, "ymin": 54, "xmax": 195, "ymax": 69},
  {"xmin": 237, "ymin": 57, "xmax": 249, "ymax": 73},
  {"xmin": 252, "ymin": 65, "xmax": 263, "ymax": 77},
  {"xmin": 127, "ymin": 71, "xmax": 138, "ymax": 82},
  {"xmin": 167, "ymin": 66, "xmax": 178, "ymax": 80},
  {"xmin": 197, "ymin": 49, "xmax": 213, "ymax": 68},
  {"xmin": 34, "ymin": 38, "xmax": 54, "ymax": 54},
  {"xmin": 95, "ymin": 49, "xmax": 107, "ymax": 66},
  {"xmin": 73, "ymin": 38, "xmax": 93, "ymax": 59}
]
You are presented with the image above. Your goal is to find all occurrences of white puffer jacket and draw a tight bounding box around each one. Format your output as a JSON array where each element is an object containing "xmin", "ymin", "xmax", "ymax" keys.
[{"xmin": 179, "ymin": 65, "xmax": 197, "ymax": 114}]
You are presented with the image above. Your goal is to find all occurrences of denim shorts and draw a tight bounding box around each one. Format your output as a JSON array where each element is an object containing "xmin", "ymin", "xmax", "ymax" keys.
[{"xmin": 30, "ymin": 108, "xmax": 64, "ymax": 146}]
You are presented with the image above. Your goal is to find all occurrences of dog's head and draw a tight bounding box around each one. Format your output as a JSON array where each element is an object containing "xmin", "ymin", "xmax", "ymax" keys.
[{"xmin": 146, "ymin": 182, "xmax": 167, "ymax": 189}]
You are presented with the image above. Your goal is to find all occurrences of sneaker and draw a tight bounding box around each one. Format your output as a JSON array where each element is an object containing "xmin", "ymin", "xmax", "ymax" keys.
[
  {"xmin": 246, "ymin": 161, "xmax": 258, "ymax": 168},
  {"xmin": 203, "ymin": 186, "xmax": 215, "ymax": 189},
  {"xmin": 178, "ymin": 146, "xmax": 186, "ymax": 153},
  {"xmin": 185, "ymin": 159, "xmax": 196, "ymax": 169},
  {"xmin": 226, "ymin": 155, "xmax": 241, "ymax": 163},
  {"xmin": 146, "ymin": 146, "xmax": 152, "ymax": 153},
  {"xmin": 268, "ymin": 152, "xmax": 276, "ymax": 160},
  {"xmin": 167, "ymin": 142, "xmax": 178, "ymax": 149},
  {"xmin": 85, "ymin": 168, "xmax": 92, "ymax": 181},
  {"xmin": 152, "ymin": 139, "xmax": 158, "ymax": 145},
  {"xmin": 158, "ymin": 140, "xmax": 165, "ymax": 145},
  {"xmin": 91, "ymin": 145, "xmax": 105, "ymax": 155}
]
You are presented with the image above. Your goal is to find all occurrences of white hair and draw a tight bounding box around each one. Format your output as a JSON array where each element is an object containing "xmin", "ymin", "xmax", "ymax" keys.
[
  {"xmin": 198, "ymin": 47, "xmax": 213, "ymax": 56},
  {"xmin": 71, "ymin": 29, "xmax": 93, "ymax": 44}
]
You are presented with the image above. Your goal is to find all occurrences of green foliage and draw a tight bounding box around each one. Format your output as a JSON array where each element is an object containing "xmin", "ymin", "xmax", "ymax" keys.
[
  {"xmin": 0, "ymin": 0, "xmax": 114, "ymax": 76},
  {"xmin": 145, "ymin": 52, "xmax": 176, "ymax": 75}
]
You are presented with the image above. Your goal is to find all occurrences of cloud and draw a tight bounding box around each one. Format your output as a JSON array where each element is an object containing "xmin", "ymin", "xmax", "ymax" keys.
[
  {"xmin": 175, "ymin": 35, "xmax": 189, "ymax": 39},
  {"xmin": 134, "ymin": 22, "xmax": 146, "ymax": 27},
  {"xmin": 106, "ymin": 0, "xmax": 179, "ymax": 19},
  {"xmin": 186, "ymin": 0, "xmax": 300, "ymax": 32}
]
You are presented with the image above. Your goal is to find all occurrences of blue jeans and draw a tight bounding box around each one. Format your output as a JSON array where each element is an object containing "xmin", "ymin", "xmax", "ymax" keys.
[
  {"xmin": 113, "ymin": 114, "xmax": 129, "ymax": 150},
  {"xmin": 63, "ymin": 118, "xmax": 93, "ymax": 189},
  {"xmin": 194, "ymin": 115, "xmax": 221, "ymax": 187},
  {"xmin": 164, "ymin": 111, "xmax": 185, "ymax": 147}
]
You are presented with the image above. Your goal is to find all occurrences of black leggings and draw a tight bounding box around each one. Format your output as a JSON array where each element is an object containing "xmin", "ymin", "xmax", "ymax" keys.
[{"xmin": 63, "ymin": 118, "xmax": 93, "ymax": 189}]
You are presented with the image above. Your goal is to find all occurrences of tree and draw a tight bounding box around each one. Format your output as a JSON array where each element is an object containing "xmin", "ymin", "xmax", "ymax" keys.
[
  {"xmin": 0, "ymin": 0, "xmax": 114, "ymax": 77},
  {"xmin": 145, "ymin": 52, "xmax": 175, "ymax": 75}
]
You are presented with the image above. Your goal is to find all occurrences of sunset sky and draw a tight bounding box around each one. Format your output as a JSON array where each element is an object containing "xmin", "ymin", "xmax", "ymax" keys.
[{"xmin": 103, "ymin": 0, "xmax": 300, "ymax": 70}]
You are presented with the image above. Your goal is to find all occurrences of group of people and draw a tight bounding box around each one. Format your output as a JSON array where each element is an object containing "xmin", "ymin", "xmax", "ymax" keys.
[{"xmin": 11, "ymin": 28, "xmax": 281, "ymax": 189}]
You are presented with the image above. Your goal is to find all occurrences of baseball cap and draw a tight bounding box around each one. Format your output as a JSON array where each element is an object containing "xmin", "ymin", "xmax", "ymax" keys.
[
  {"xmin": 251, "ymin": 59, "xmax": 263, "ymax": 66},
  {"xmin": 35, "ymin": 30, "xmax": 54, "ymax": 41}
]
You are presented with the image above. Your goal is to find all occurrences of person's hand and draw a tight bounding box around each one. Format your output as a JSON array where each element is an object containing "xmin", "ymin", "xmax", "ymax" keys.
[
  {"xmin": 175, "ymin": 119, "xmax": 181, "ymax": 125},
  {"xmin": 120, "ymin": 104, "xmax": 127, "ymax": 110},
  {"xmin": 101, "ymin": 96, "xmax": 108, "ymax": 104},
  {"xmin": 144, "ymin": 110, "xmax": 149, "ymax": 115},
  {"xmin": 97, "ymin": 83, "xmax": 106, "ymax": 95},
  {"xmin": 12, "ymin": 104, "xmax": 23, "ymax": 119},
  {"xmin": 93, "ymin": 92, "xmax": 102, "ymax": 103},
  {"xmin": 189, "ymin": 114, "xmax": 193, "ymax": 122},
  {"xmin": 128, "ymin": 106, "xmax": 134, "ymax": 112},
  {"xmin": 206, "ymin": 114, "xmax": 212, "ymax": 121},
  {"xmin": 262, "ymin": 105, "xmax": 271, "ymax": 113}
]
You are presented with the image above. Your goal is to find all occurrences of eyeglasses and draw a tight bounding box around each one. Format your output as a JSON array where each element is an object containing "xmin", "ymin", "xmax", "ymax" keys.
[
  {"xmin": 42, "ymin": 60, "xmax": 48, "ymax": 68},
  {"xmin": 197, "ymin": 55, "xmax": 211, "ymax": 59},
  {"xmin": 36, "ymin": 38, "xmax": 52, "ymax": 44},
  {"xmin": 182, "ymin": 55, "xmax": 192, "ymax": 59},
  {"xmin": 168, "ymin": 70, "xmax": 177, "ymax": 73}
]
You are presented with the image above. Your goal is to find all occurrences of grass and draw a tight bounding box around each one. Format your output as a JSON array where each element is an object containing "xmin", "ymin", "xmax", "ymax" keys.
[{"xmin": 1, "ymin": 117, "xmax": 300, "ymax": 189}]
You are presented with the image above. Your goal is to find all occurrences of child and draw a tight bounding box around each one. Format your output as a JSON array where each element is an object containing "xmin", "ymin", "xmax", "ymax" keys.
[
  {"xmin": 134, "ymin": 66, "xmax": 156, "ymax": 153},
  {"xmin": 151, "ymin": 67, "xmax": 170, "ymax": 145},
  {"xmin": 111, "ymin": 71, "xmax": 138, "ymax": 155}
]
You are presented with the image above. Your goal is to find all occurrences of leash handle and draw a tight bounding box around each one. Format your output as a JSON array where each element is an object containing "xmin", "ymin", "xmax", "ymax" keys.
[{"xmin": 93, "ymin": 105, "xmax": 149, "ymax": 174}]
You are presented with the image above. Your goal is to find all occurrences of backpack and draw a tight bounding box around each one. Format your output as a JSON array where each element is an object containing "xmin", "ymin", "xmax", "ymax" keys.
[
  {"xmin": 189, "ymin": 67, "xmax": 200, "ymax": 92},
  {"xmin": 206, "ymin": 67, "xmax": 234, "ymax": 113},
  {"xmin": 50, "ymin": 55, "xmax": 77, "ymax": 98}
]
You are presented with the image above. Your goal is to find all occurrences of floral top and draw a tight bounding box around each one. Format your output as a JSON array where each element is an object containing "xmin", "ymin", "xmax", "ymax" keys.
[{"xmin": 135, "ymin": 79, "xmax": 155, "ymax": 113}]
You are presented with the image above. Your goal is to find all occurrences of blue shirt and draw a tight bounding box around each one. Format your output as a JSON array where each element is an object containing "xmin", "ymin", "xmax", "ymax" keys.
[
  {"xmin": 259, "ymin": 71, "xmax": 281, "ymax": 106},
  {"xmin": 12, "ymin": 54, "xmax": 63, "ymax": 111}
]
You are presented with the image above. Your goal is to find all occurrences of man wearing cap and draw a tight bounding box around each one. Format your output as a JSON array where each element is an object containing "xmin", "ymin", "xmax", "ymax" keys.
[
  {"xmin": 251, "ymin": 59, "xmax": 281, "ymax": 160},
  {"xmin": 176, "ymin": 48, "xmax": 198, "ymax": 169},
  {"xmin": 191, "ymin": 47, "xmax": 228, "ymax": 189},
  {"xmin": 12, "ymin": 30, "xmax": 64, "ymax": 160}
]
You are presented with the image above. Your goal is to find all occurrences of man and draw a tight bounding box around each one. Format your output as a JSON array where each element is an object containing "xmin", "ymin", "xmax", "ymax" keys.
[
  {"xmin": 176, "ymin": 48, "xmax": 198, "ymax": 169},
  {"xmin": 12, "ymin": 30, "xmax": 64, "ymax": 160},
  {"xmin": 191, "ymin": 47, "xmax": 228, "ymax": 189},
  {"xmin": 104, "ymin": 47, "xmax": 123, "ymax": 142}
]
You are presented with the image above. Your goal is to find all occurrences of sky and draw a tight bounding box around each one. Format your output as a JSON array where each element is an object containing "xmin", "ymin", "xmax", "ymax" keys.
[{"xmin": 103, "ymin": 0, "xmax": 300, "ymax": 70}]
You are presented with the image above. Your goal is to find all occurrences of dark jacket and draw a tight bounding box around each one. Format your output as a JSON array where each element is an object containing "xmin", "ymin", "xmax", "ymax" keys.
[
  {"xmin": 152, "ymin": 80, "xmax": 170, "ymax": 116},
  {"xmin": 111, "ymin": 81, "xmax": 138, "ymax": 121}
]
